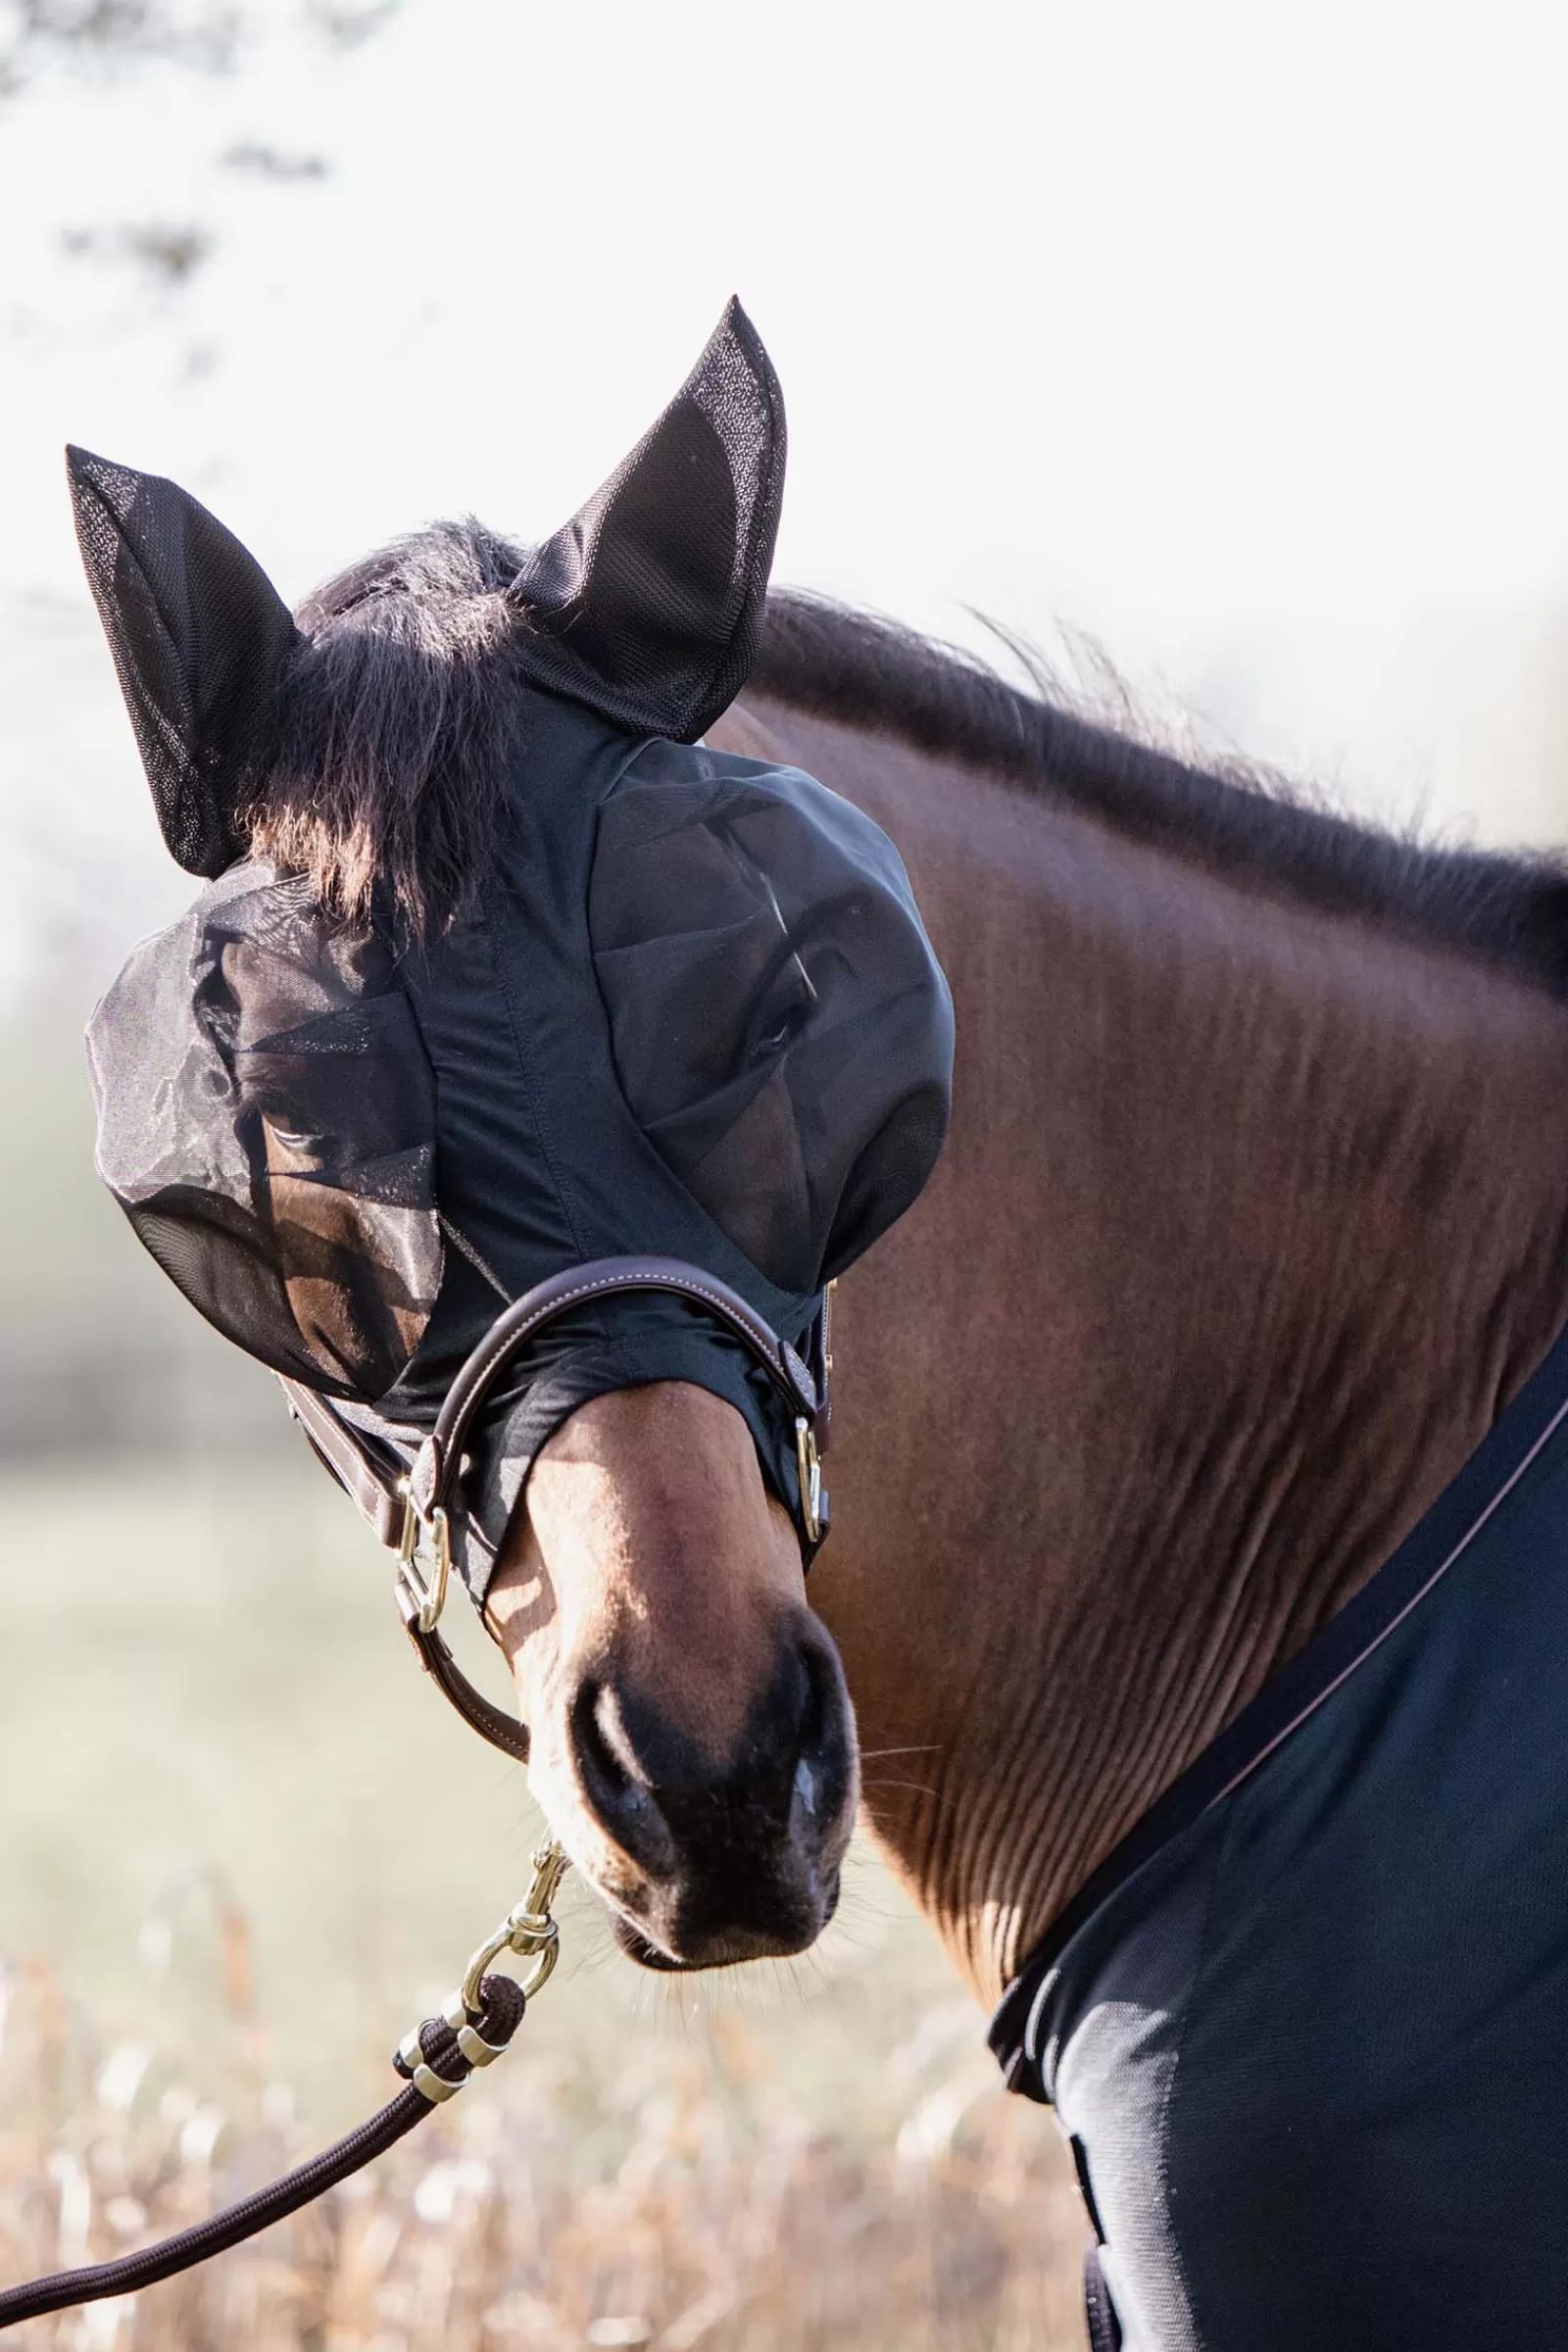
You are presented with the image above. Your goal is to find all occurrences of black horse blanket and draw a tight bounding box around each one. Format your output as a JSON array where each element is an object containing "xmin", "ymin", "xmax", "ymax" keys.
[{"xmin": 991, "ymin": 1316, "xmax": 1568, "ymax": 2350}]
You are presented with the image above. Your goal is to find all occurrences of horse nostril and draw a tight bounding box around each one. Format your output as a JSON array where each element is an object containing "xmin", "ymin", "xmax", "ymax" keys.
[
  {"xmin": 788, "ymin": 1636, "xmax": 852, "ymax": 1843},
  {"xmin": 568, "ymin": 1679, "xmax": 676, "ymax": 1873},
  {"xmin": 795, "ymin": 1638, "xmax": 827, "ymax": 1757}
]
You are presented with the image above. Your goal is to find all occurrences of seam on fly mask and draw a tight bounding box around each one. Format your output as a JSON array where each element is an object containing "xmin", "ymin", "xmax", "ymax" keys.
[
  {"xmin": 438, "ymin": 1210, "xmax": 511, "ymax": 1302},
  {"xmin": 474, "ymin": 870, "xmax": 590, "ymax": 1262},
  {"xmin": 477, "ymin": 856, "xmax": 643, "ymax": 1398}
]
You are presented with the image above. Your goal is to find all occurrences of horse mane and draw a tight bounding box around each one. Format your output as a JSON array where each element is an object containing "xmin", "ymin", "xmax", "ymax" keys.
[
  {"xmin": 753, "ymin": 591, "xmax": 1568, "ymax": 994},
  {"xmin": 245, "ymin": 519, "xmax": 1568, "ymax": 990}
]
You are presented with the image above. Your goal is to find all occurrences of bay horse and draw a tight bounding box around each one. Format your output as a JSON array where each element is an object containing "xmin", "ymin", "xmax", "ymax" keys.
[{"xmin": 68, "ymin": 376, "xmax": 1568, "ymax": 2338}]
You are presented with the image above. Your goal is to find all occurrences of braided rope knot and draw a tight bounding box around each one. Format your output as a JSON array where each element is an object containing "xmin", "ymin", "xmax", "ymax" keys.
[{"xmin": 392, "ymin": 1972, "xmax": 528, "ymax": 2105}]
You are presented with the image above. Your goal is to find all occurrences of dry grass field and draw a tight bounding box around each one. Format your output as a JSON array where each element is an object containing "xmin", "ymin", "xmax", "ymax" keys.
[{"xmin": 0, "ymin": 1462, "xmax": 1087, "ymax": 2349}]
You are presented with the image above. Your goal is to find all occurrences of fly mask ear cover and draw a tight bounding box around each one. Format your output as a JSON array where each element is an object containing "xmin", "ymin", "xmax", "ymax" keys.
[
  {"xmin": 66, "ymin": 444, "xmax": 301, "ymax": 877},
  {"xmin": 505, "ymin": 296, "xmax": 783, "ymax": 743}
]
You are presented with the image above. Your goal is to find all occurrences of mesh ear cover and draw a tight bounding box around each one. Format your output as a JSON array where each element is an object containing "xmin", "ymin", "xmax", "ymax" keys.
[
  {"xmin": 66, "ymin": 444, "xmax": 300, "ymax": 877},
  {"xmin": 507, "ymin": 297, "xmax": 785, "ymax": 743}
]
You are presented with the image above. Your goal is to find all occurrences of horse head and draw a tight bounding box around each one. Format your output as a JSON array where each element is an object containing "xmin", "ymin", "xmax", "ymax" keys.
[{"xmin": 69, "ymin": 303, "xmax": 953, "ymax": 1976}]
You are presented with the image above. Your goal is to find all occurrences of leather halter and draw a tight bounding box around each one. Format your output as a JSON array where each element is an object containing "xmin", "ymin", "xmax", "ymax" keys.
[{"xmin": 281, "ymin": 1255, "xmax": 833, "ymax": 1767}]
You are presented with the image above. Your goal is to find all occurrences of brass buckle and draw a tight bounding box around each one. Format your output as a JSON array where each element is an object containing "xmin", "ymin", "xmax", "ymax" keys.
[
  {"xmin": 795, "ymin": 1416, "xmax": 823, "ymax": 1546},
  {"xmin": 397, "ymin": 1489, "xmax": 452, "ymax": 1634}
]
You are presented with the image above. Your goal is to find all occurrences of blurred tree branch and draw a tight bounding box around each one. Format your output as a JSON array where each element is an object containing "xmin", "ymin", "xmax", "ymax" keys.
[
  {"xmin": 4, "ymin": 0, "xmax": 400, "ymax": 300},
  {"xmin": 0, "ymin": 0, "xmax": 398, "ymax": 100},
  {"xmin": 60, "ymin": 217, "xmax": 213, "ymax": 282},
  {"xmin": 1, "ymin": 1, "xmax": 242, "ymax": 88}
]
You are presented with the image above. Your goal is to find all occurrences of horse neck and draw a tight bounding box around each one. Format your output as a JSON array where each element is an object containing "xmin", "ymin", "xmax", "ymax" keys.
[{"xmin": 738, "ymin": 699, "xmax": 1568, "ymax": 2003}]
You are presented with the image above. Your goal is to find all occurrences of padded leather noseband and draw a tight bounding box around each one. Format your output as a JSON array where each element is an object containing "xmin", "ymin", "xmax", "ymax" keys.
[{"xmin": 281, "ymin": 1255, "xmax": 833, "ymax": 1767}]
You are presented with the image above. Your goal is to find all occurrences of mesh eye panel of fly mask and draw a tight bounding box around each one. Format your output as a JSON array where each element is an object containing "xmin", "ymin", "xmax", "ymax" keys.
[
  {"xmin": 589, "ymin": 741, "xmax": 953, "ymax": 1296},
  {"xmin": 87, "ymin": 865, "xmax": 443, "ymax": 1399},
  {"xmin": 71, "ymin": 297, "xmax": 955, "ymax": 1572}
]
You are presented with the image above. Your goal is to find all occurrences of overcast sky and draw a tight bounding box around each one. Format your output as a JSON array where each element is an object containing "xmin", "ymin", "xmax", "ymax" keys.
[{"xmin": 8, "ymin": 0, "xmax": 1568, "ymax": 1005}]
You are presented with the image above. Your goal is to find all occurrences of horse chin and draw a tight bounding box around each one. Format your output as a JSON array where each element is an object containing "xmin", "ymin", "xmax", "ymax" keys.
[{"xmin": 600, "ymin": 1864, "xmax": 845, "ymax": 1974}]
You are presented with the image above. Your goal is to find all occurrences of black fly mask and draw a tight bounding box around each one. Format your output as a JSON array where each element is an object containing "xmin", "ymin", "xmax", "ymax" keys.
[{"xmin": 72, "ymin": 301, "xmax": 954, "ymax": 1588}]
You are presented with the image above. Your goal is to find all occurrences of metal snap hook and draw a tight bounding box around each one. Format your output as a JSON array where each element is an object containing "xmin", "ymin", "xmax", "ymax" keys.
[{"xmin": 458, "ymin": 1840, "xmax": 571, "ymax": 2017}]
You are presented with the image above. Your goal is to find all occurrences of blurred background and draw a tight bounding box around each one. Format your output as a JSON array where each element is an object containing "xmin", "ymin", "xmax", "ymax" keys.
[{"xmin": 6, "ymin": 2, "xmax": 1568, "ymax": 2344}]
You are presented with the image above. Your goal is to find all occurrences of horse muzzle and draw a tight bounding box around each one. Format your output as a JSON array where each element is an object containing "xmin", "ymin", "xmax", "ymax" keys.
[{"xmin": 541, "ymin": 1615, "xmax": 858, "ymax": 1971}]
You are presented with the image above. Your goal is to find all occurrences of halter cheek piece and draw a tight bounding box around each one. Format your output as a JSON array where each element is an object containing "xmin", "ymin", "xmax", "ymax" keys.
[{"xmin": 280, "ymin": 1255, "xmax": 834, "ymax": 1766}]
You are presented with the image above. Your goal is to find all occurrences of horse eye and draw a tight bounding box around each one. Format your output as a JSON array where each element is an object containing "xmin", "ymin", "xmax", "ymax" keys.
[{"xmin": 265, "ymin": 1119, "xmax": 323, "ymax": 1152}]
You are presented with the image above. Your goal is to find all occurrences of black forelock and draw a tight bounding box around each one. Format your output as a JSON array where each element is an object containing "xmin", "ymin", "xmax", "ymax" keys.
[{"xmin": 243, "ymin": 517, "xmax": 532, "ymax": 932}]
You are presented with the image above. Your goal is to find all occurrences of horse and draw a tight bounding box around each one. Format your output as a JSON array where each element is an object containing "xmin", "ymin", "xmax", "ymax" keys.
[{"xmin": 66, "ymin": 303, "xmax": 1568, "ymax": 2340}]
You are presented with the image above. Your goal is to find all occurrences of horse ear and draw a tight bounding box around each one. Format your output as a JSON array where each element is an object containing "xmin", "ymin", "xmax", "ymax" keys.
[
  {"xmin": 66, "ymin": 444, "xmax": 300, "ymax": 877},
  {"xmin": 508, "ymin": 296, "xmax": 786, "ymax": 743}
]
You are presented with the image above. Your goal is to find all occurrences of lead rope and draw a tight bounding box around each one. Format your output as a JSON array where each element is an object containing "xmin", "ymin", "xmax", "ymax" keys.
[{"xmin": 0, "ymin": 1843, "xmax": 570, "ymax": 2333}]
